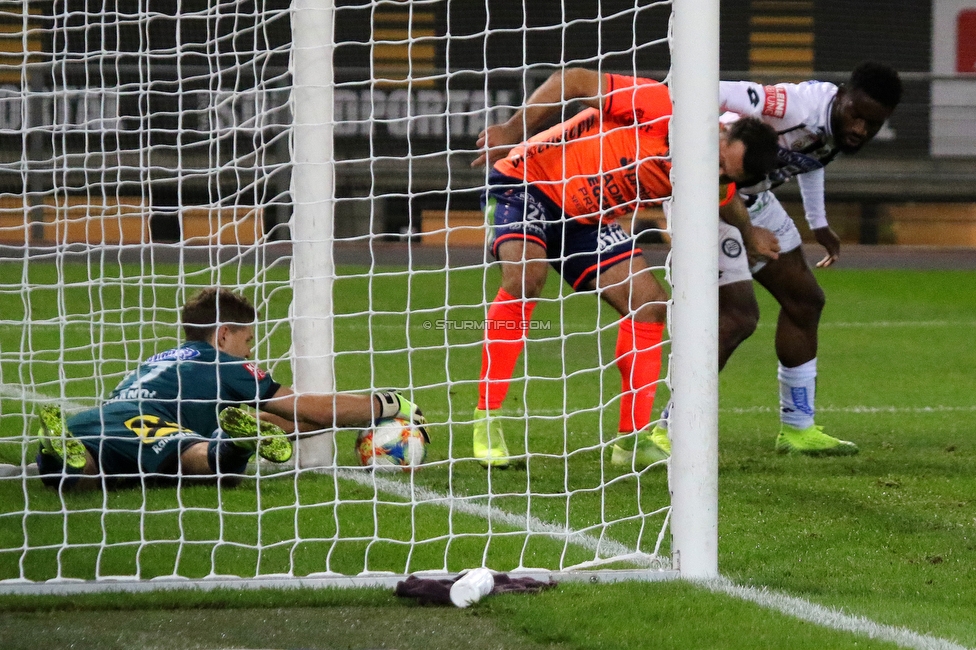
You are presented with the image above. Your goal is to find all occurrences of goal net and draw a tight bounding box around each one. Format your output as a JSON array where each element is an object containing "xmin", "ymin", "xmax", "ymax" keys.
[{"xmin": 0, "ymin": 0, "xmax": 717, "ymax": 592}]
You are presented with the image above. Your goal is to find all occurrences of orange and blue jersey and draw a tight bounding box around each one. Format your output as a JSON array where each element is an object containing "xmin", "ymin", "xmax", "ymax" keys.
[
  {"xmin": 484, "ymin": 73, "xmax": 735, "ymax": 291},
  {"xmin": 493, "ymin": 73, "xmax": 736, "ymax": 220},
  {"xmin": 493, "ymin": 73, "xmax": 674, "ymax": 224}
]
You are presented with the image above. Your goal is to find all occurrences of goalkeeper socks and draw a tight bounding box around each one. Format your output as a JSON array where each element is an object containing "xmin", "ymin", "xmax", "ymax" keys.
[
  {"xmin": 36, "ymin": 449, "xmax": 84, "ymax": 490},
  {"xmin": 207, "ymin": 432, "xmax": 252, "ymax": 475},
  {"xmin": 615, "ymin": 318, "xmax": 665, "ymax": 433},
  {"xmin": 478, "ymin": 288, "xmax": 537, "ymax": 412},
  {"xmin": 778, "ymin": 358, "xmax": 817, "ymax": 429}
]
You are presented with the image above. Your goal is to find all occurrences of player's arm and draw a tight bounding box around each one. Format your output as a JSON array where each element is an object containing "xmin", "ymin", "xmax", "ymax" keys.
[
  {"xmin": 721, "ymin": 79, "xmax": 832, "ymax": 130},
  {"xmin": 260, "ymin": 386, "xmax": 426, "ymax": 431},
  {"xmin": 798, "ymin": 168, "xmax": 841, "ymax": 267},
  {"xmin": 719, "ymin": 80, "xmax": 768, "ymax": 116},
  {"xmin": 719, "ymin": 192, "xmax": 780, "ymax": 264},
  {"xmin": 251, "ymin": 409, "xmax": 320, "ymax": 435},
  {"xmin": 471, "ymin": 68, "xmax": 606, "ymax": 168}
]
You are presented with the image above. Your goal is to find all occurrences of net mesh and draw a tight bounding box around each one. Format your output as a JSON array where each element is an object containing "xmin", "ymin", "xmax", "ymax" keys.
[{"xmin": 0, "ymin": 0, "xmax": 676, "ymax": 588}]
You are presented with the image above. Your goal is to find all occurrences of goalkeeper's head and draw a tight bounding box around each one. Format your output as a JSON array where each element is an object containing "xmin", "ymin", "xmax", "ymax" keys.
[{"xmin": 181, "ymin": 288, "xmax": 258, "ymax": 344}]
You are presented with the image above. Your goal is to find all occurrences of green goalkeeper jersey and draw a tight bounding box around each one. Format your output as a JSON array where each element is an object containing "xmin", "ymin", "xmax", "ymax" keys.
[{"xmin": 68, "ymin": 340, "xmax": 280, "ymax": 438}]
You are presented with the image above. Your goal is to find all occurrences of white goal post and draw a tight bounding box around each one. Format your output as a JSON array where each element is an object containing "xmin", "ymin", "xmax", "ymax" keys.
[
  {"xmin": 669, "ymin": 0, "xmax": 720, "ymax": 579},
  {"xmin": 0, "ymin": 0, "xmax": 718, "ymax": 594},
  {"xmin": 290, "ymin": 0, "xmax": 339, "ymax": 469}
]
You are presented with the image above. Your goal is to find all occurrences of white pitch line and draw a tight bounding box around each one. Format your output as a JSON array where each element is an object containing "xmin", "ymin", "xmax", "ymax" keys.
[
  {"xmin": 334, "ymin": 467, "xmax": 661, "ymax": 568},
  {"xmin": 757, "ymin": 320, "xmax": 976, "ymax": 329},
  {"xmin": 8, "ymin": 382, "xmax": 973, "ymax": 418},
  {"xmin": 350, "ymin": 319, "xmax": 976, "ymax": 331},
  {"xmin": 0, "ymin": 384, "xmax": 96, "ymax": 412},
  {"xmin": 701, "ymin": 577, "xmax": 972, "ymax": 650},
  {"xmin": 720, "ymin": 404, "xmax": 976, "ymax": 415},
  {"xmin": 2, "ymin": 381, "xmax": 971, "ymax": 648},
  {"xmin": 493, "ymin": 404, "xmax": 976, "ymax": 418},
  {"xmin": 17, "ymin": 318, "xmax": 967, "ymax": 335}
]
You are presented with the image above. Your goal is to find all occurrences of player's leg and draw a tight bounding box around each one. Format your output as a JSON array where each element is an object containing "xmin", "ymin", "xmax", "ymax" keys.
[
  {"xmin": 599, "ymin": 253, "xmax": 671, "ymax": 468},
  {"xmin": 649, "ymin": 220, "xmax": 760, "ymax": 455},
  {"xmin": 480, "ymin": 236, "xmax": 547, "ymax": 411},
  {"xmin": 170, "ymin": 408, "xmax": 292, "ymax": 487},
  {"xmin": 717, "ymin": 221, "xmax": 761, "ymax": 370},
  {"xmin": 749, "ymin": 192, "xmax": 857, "ymax": 455},
  {"xmin": 35, "ymin": 405, "xmax": 99, "ymax": 491},
  {"xmin": 719, "ymin": 280, "xmax": 760, "ymax": 369},
  {"xmin": 564, "ymin": 220, "xmax": 668, "ymax": 468},
  {"xmin": 474, "ymin": 182, "xmax": 555, "ymax": 467},
  {"xmin": 217, "ymin": 406, "xmax": 293, "ymax": 464},
  {"xmin": 175, "ymin": 441, "xmax": 240, "ymax": 486},
  {"xmin": 753, "ymin": 247, "xmax": 823, "ymax": 370},
  {"xmin": 89, "ymin": 409, "xmax": 255, "ymax": 487}
]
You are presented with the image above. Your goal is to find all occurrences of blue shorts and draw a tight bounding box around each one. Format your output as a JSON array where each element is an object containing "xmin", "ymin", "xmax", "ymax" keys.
[{"xmin": 483, "ymin": 171, "xmax": 642, "ymax": 290}]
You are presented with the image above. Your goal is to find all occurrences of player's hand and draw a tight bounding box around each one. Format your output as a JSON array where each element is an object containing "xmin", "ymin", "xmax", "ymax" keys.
[
  {"xmin": 470, "ymin": 122, "xmax": 521, "ymax": 168},
  {"xmin": 374, "ymin": 390, "xmax": 430, "ymax": 439},
  {"xmin": 813, "ymin": 226, "xmax": 841, "ymax": 268},
  {"xmin": 745, "ymin": 226, "xmax": 780, "ymax": 266}
]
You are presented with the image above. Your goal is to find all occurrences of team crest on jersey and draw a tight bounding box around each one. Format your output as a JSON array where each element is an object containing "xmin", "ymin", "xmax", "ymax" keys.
[
  {"xmin": 244, "ymin": 362, "xmax": 267, "ymax": 380},
  {"xmin": 761, "ymin": 86, "xmax": 787, "ymax": 118},
  {"xmin": 147, "ymin": 347, "xmax": 201, "ymax": 363},
  {"xmin": 721, "ymin": 238, "xmax": 742, "ymax": 258}
]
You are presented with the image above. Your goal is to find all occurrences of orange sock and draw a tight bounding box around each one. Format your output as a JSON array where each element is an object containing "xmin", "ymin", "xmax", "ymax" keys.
[
  {"xmin": 616, "ymin": 318, "xmax": 665, "ymax": 433},
  {"xmin": 478, "ymin": 289, "xmax": 537, "ymax": 411}
]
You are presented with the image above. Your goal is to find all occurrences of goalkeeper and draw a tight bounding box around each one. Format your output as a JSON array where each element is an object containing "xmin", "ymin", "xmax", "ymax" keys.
[
  {"xmin": 469, "ymin": 68, "xmax": 780, "ymax": 469},
  {"xmin": 35, "ymin": 287, "xmax": 427, "ymax": 490}
]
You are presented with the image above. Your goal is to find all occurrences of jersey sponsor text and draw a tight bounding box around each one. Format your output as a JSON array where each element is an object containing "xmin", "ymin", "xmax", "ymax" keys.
[
  {"xmin": 244, "ymin": 362, "xmax": 268, "ymax": 380},
  {"xmin": 762, "ymin": 86, "xmax": 787, "ymax": 118},
  {"xmin": 147, "ymin": 347, "xmax": 202, "ymax": 363}
]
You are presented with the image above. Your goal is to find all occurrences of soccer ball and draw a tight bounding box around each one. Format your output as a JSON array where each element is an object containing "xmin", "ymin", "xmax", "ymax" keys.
[{"xmin": 355, "ymin": 417, "xmax": 429, "ymax": 471}]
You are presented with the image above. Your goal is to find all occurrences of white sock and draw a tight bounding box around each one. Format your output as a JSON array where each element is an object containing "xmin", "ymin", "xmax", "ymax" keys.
[
  {"xmin": 778, "ymin": 359, "xmax": 817, "ymax": 429},
  {"xmin": 657, "ymin": 400, "xmax": 672, "ymax": 431}
]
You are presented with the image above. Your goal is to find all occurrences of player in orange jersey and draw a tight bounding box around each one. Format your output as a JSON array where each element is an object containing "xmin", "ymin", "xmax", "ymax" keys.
[{"xmin": 470, "ymin": 68, "xmax": 780, "ymax": 469}]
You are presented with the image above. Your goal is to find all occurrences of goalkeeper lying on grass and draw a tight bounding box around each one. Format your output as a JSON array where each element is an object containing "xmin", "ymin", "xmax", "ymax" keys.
[{"xmin": 35, "ymin": 287, "xmax": 427, "ymax": 491}]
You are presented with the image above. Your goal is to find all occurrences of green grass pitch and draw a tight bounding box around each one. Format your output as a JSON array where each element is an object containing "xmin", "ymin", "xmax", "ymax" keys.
[{"xmin": 1, "ymin": 259, "xmax": 976, "ymax": 649}]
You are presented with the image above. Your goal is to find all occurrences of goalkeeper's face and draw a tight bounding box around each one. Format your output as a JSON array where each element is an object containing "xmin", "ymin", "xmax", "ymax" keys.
[{"xmin": 217, "ymin": 324, "xmax": 255, "ymax": 359}]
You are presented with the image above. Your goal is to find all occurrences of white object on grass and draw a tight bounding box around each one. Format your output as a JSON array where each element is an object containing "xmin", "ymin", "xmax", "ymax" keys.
[{"xmin": 450, "ymin": 568, "xmax": 495, "ymax": 608}]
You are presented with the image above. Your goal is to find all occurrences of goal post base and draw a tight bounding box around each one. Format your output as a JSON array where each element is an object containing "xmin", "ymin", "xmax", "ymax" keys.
[{"xmin": 0, "ymin": 569, "xmax": 680, "ymax": 597}]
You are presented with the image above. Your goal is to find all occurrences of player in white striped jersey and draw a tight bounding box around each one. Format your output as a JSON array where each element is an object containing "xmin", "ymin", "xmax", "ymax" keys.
[{"xmin": 714, "ymin": 61, "xmax": 902, "ymax": 455}]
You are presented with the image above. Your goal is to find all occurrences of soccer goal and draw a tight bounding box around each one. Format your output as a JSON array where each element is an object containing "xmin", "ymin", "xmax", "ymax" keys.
[{"xmin": 0, "ymin": 0, "xmax": 718, "ymax": 594}]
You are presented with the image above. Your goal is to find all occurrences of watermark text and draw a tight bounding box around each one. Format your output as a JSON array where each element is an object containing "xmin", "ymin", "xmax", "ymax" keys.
[{"xmin": 422, "ymin": 319, "xmax": 552, "ymax": 331}]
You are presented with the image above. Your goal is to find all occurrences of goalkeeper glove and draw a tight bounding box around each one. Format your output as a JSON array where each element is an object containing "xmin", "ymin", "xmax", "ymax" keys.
[{"xmin": 374, "ymin": 390, "xmax": 430, "ymax": 440}]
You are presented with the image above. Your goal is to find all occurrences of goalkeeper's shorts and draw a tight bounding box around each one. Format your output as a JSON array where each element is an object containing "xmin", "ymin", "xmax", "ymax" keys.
[{"xmin": 68, "ymin": 405, "xmax": 209, "ymax": 478}]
